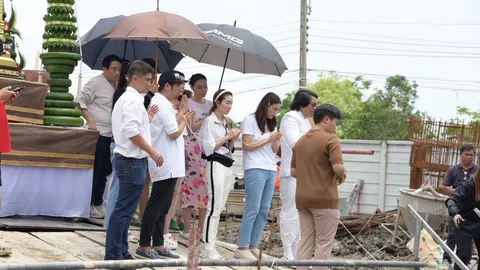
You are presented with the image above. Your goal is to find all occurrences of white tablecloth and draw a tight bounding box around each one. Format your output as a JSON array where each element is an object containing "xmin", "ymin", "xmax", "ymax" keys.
[{"xmin": 0, "ymin": 165, "xmax": 93, "ymax": 218}]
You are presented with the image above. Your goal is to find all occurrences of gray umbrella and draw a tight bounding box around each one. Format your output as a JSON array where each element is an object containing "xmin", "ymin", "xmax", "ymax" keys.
[
  {"xmin": 77, "ymin": 15, "xmax": 183, "ymax": 72},
  {"xmin": 170, "ymin": 22, "xmax": 288, "ymax": 89}
]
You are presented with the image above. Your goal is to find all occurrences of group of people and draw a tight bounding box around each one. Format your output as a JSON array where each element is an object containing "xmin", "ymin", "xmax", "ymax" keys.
[{"xmin": 78, "ymin": 53, "xmax": 347, "ymax": 268}]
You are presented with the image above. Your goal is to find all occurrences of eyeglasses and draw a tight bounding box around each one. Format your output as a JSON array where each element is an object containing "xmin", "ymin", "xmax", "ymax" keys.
[{"xmin": 310, "ymin": 102, "xmax": 317, "ymax": 108}]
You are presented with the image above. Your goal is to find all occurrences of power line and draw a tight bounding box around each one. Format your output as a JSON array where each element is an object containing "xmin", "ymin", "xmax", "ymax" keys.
[
  {"xmin": 307, "ymin": 69, "xmax": 480, "ymax": 85},
  {"xmin": 309, "ymin": 50, "xmax": 480, "ymax": 59},
  {"xmin": 251, "ymin": 21, "xmax": 299, "ymax": 31},
  {"xmin": 309, "ymin": 35, "xmax": 480, "ymax": 49},
  {"xmin": 308, "ymin": 69, "xmax": 480, "ymax": 93},
  {"xmin": 311, "ymin": 20, "xmax": 480, "ymax": 26},
  {"xmin": 311, "ymin": 28, "xmax": 480, "ymax": 45},
  {"xmin": 309, "ymin": 42, "xmax": 480, "ymax": 55}
]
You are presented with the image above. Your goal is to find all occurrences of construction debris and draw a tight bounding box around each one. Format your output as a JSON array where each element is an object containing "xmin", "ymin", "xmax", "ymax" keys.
[{"xmin": 336, "ymin": 209, "xmax": 398, "ymax": 237}]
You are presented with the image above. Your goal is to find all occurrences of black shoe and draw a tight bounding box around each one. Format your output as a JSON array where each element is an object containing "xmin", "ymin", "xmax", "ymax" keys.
[
  {"xmin": 124, "ymin": 253, "xmax": 134, "ymax": 260},
  {"xmin": 153, "ymin": 248, "xmax": 180, "ymax": 259}
]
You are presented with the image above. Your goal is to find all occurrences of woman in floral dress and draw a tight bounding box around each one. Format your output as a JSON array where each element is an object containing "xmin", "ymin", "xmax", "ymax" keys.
[{"xmin": 181, "ymin": 73, "xmax": 212, "ymax": 237}]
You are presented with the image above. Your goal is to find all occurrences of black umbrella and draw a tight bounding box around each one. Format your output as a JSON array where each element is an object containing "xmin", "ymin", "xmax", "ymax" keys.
[
  {"xmin": 77, "ymin": 15, "xmax": 183, "ymax": 72},
  {"xmin": 170, "ymin": 22, "xmax": 288, "ymax": 89}
]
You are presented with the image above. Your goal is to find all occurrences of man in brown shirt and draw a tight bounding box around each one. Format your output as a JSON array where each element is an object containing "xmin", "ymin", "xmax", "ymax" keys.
[{"xmin": 291, "ymin": 104, "xmax": 345, "ymax": 270}]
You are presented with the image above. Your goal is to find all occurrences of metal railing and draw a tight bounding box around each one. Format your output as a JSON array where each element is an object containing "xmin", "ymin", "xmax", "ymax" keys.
[
  {"xmin": 407, "ymin": 204, "xmax": 469, "ymax": 270},
  {"xmin": 0, "ymin": 258, "xmax": 426, "ymax": 270}
]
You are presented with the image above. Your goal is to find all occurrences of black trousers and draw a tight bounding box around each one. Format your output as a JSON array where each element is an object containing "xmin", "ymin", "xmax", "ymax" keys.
[
  {"xmin": 444, "ymin": 217, "xmax": 456, "ymax": 262},
  {"xmin": 454, "ymin": 227, "xmax": 480, "ymax": 270},
  {"xmin": 139, "ymin": 178, "xmax": 177, "ymax": 247},
  {"xmin": 91, "ymin": 135, "xmax": 113, "ymax": 206}
]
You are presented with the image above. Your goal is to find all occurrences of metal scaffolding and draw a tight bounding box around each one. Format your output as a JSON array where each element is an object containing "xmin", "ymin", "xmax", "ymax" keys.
[{"xmin": 0, "ymin": 259, "xmax": 426, "ymax": 270}]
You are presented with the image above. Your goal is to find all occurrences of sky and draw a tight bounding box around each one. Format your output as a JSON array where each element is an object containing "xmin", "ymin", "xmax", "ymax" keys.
[{"xmin": 8, "ymin": 0, "xmax": 480, "ymax": 122}]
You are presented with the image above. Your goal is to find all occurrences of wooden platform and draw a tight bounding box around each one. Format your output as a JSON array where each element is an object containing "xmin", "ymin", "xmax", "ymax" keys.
[
  {"xmin": 0, "ymin": 217, "xmax": 284, "ymax": 269},
  {"xmin": 0, "ymin": 216, "xmax": 104, "ymax": 231}
]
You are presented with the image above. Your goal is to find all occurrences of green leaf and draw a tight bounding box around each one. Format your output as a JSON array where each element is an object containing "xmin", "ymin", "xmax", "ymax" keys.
[{"xmin": 9, "ymin": 28, "xmax": 22, "ymax": 40}]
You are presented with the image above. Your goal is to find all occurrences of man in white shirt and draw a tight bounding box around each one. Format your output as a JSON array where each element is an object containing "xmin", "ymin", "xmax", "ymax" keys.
[
  {"xmin": 78, "ymin": 54, "xmax": 122, "ymax": 218},
  {"xmin": 105, "ymin": 60, "xmax": 164, "ymax": 261},
  {"xmin": 136, "ymin": 71, "xmax": 194, "ymax": 260}
]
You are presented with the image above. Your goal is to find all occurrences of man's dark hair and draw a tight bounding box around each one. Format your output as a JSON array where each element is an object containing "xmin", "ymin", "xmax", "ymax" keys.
[
  {"xmin": 290, "ymin": 88, "xmax": 318, "ymax": 111},
  {"xmin": 313, "ymin": 104, "xmax": 342, "ymax": 124},
  {"xmin": 141, "ymin": 58, "xmax": 156, "ymax": 71},
  {"xmin": 102, "ymin": 54, "xmax": 122, "ymax": 69},
  {"xmin": 460, "ymin": 144, "xmax": 475, "ymax": 154},
  {"xmin": 127, "ymin": 60, "xmax": 154, "ymax": 82}
]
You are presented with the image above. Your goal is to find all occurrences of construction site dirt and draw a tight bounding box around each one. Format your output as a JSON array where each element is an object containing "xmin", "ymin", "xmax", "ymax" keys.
[{"xmin": 217, "ymin": 211, "xmax": 415, "ymax": 264}]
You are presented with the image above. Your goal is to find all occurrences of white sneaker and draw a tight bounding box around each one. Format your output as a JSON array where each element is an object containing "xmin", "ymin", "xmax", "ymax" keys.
[
  {"xmin": 0, "ymin": 237, "xmax": 11, "ymax": 257},
  {"xmin": 90, "ymin": 205, "xmax": 104, "ymax": 219},
  {"xmin": 164, "ymin": 233, "xmax": 178, "ymax": 250},
  {"xmin": 200, "ymin": 247, "xmax": 222, "ymax": 260}
]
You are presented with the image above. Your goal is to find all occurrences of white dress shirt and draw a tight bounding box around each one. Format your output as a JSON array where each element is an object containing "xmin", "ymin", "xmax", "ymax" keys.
[
  {"xmin": 111, "ymin": 87, "xmax": 151, "ymax": 159},
  {"xmin": 199, "ymin": 113, "xmax": 234, "ymax": 159},
  {"xmin": 78, "ymin": 74, "xmax": 116, "ymax": 137},
  {"xmin": 148, "ymin": 93, "xmax": 185, "ymax": 182},
  {"xmin": 279, "ymin": 110, "xmax": 312, "ymax": 177}
]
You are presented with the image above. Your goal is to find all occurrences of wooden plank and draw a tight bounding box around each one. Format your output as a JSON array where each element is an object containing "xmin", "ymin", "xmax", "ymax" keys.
[
  {"xmin": 0, "ymin": 232, "xmax": 79, "ymax": 264},
  {"xmin": 0, "ymin": 216, "xmax": 104, "ymax": 231},
  {"xmin": 85, "ymin": 217, "xmax": 141, "ymax": 231},
  {"xmin": 31, "ymin": 232, "xmax": 104, "ymax": 261}
]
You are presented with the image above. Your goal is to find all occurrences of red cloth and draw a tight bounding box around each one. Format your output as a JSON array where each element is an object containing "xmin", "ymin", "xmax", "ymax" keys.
[{"xmin": 0, "ymin": 100, "xmax": 11, "ymax": 153}]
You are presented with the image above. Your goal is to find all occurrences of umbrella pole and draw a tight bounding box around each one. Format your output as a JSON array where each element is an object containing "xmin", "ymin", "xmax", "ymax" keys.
[
  {"xmin": 157, "ymin": 0, "xmax": 159, "ymax": 10},
  {"xmin": 218, "ymin": 48, "xmax": 230, "ymax": 91},
  {"xmin": 218, "ymin": 20, "xmax": 237, "ymax": 90},
  {"xmin": 155, "ymin": 38, "xmax": 159, "ymax": 74}
]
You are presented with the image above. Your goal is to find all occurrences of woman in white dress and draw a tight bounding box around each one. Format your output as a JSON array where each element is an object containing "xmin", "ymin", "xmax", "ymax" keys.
[{"xmin": 278, "ymin": 88, "xmax": 318, "ymax": 260}]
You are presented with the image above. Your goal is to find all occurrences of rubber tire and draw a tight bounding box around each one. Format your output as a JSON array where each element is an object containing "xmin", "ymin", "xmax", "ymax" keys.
[
  {"xmin": 46, "ymin": 92, "xmax": 74, "ymax": 101},
  {"xmin": 44, "ymin": 108, "xmax": 82, "ymax": 117},
  {"xmin": 48, "ymin": 78, "xmax": 72, "ymax": 88},
  {"xmin": 49, "ymin": 87, "xmax": 69, "ymax": 93},
  {"xmin": 45, "ymin": 100, "xmax": 76, "ymax": 109},
  {"xmin": 43, "ymin": 116, "xmax": 84, "ymax": 127}
]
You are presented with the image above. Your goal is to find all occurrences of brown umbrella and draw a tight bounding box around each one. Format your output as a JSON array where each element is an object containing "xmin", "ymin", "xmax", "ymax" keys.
[{"xmin": 104, "ymin": 10, "xmax": 207, "ymax": 41}]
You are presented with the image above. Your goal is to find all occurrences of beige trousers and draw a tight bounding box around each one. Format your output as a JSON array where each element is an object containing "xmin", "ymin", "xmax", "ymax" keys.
[{"xmin": 297, "ymin": 208, "xmax": 339, "ymax": 270}]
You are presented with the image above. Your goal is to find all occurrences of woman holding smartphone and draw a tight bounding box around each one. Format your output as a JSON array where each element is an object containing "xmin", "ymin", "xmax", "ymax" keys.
[
  {"xmin": 199, "ymin": 89, "xmax": 241, "ymax": 259},
  {"xmin": 234, "ymin": 92, "xmax": 282, "ymax": 260}
]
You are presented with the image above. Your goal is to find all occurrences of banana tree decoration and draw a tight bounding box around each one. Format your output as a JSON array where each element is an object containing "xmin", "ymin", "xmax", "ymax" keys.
[{"xmin": 3, "ymin": 0, "xmax": 25, "ymax": 70}]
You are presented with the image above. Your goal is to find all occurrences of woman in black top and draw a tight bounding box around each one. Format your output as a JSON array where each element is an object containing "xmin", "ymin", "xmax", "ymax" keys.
[{"xmin": 446, "ymin": 169, "xmax": 480, "ymax": 270}]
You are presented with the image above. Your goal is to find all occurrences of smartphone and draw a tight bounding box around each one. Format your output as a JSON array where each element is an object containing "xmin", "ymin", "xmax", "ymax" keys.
[{"xmin": 13, "ymin": 86, "xmax": 25, "ymax": 92}]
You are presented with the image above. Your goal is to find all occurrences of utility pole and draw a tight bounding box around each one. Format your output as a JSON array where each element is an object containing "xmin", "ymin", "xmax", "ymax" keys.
[{"xmin": 299, "ymin": 0, "xmax": 310, "ymax": 87}]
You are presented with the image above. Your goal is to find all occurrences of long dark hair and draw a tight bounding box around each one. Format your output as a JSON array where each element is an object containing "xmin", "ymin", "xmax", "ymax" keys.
[
  {"xmin": 210, "ymin": 89, "xmax": 233, "ymax": 114},
  {"xmin": 112, "ymin": 61, "xmax": 131, "ymax": 111},
  {"xmin": 254, "ymin": 92, "xmax": 281, "ymax": 134}
]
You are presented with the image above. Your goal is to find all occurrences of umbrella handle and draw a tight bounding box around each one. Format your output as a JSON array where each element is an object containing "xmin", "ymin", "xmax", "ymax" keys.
[{"xmin": 218, "ymin": 21, "xmax": 237, "ymax": 91}]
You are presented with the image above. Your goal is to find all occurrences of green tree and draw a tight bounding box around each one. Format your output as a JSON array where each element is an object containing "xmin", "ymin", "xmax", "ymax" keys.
[
  {"xmin": 355, "ymin": 75, "xmax": 421, "ymax": 140},
  {"xmin": 278, "ymin": 73, "xmax": 369, "ymax": 138}
]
